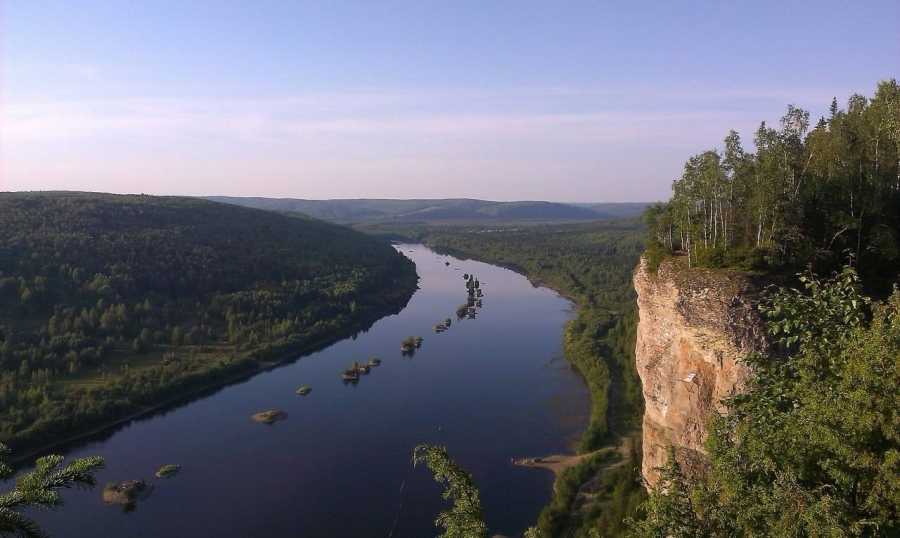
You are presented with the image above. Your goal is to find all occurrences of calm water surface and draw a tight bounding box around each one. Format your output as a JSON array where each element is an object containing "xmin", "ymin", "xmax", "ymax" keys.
[{"xmin": 31, "ymin": 245, "xmax": 590, "ymax": 537}]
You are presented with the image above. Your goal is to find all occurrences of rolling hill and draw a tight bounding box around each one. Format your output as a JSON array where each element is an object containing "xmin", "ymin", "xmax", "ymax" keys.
[
  {"xmin": 206, "ymin": 197, "xmax": 649, "ymax": 224},
  {"xmin": 0, "ymin": 192, "xmax": 416, "ymax": 450}
]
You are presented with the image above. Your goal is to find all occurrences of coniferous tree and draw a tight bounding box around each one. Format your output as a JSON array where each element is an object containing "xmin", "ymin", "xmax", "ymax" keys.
[{"xmin": 0, "ymin": 444, "xmax": 103, "ymax": 538}]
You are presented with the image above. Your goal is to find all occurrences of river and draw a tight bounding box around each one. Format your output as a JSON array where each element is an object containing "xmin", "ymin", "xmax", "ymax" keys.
[{"xmin": 30, "ymin": 244, "xmax": 590, "ymax": 537}]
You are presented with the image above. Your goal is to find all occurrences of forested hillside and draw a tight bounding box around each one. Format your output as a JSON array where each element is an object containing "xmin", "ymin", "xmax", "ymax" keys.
[
  {"xmin": 388, "ymin": 221, "xmax": 648, "ymax": 537},
  {"xmin": 0, "ymin": 193, "xmax": 416, "ymax": 452},
  {"xmin": 646, "ymin": 79, "xmax": 900, "ymax": 290}
]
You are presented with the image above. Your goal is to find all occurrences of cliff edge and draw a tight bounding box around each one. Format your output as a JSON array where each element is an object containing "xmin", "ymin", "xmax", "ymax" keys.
[{"xmin": 633, "ymin": 257, "xmax": 767, "ymax": 486}]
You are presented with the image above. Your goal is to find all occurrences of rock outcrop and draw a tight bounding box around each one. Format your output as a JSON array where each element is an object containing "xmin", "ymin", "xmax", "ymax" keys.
[{"xmin": 633, "ymin": 257, "xmax": 767, "ymax": 486}]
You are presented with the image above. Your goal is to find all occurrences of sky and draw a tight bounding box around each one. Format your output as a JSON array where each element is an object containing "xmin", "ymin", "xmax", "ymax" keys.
[{"xmin": 1, "ymin": 1, "xmax": 898, "ymax": 202}]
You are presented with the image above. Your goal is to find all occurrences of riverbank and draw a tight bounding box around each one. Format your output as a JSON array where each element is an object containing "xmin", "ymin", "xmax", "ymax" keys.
[
  {"xmin": 28, "ymin": 244, "xmax": 593, "ymax": 538},
  {"xmin": 9, "ymin": 281, "xmax": 417, "ymax": 464},
  {"xmin": 401, "ymin": 222, "xmax": 647, "ymax": 536},
  {"xmin": 514, "ymin": 450, "xmax": 604, "ymax": 477},
  {"xmin": 421, "ymin": 235, "xmax": 641, "ymax": 449}
]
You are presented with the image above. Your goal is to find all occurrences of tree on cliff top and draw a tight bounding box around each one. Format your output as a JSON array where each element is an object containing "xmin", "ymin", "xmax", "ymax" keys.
[{"xmin": 645, "ymin": 79, "xmax": 900, "ymax": 290}]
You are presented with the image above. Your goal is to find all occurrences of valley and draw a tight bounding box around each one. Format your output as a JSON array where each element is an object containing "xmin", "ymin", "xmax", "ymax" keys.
[
  {"xmin": 22, "ymin": 245, "xmax": 593, "ymax": 538},
  {"xmin": 0, "ymin": 193, "xmax": 418, "ymax": 454}
]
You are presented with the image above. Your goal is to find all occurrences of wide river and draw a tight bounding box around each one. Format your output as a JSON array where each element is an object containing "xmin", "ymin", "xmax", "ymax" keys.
[{"xmin": 32, "ymin": 245, "xmax": 590, "ymax": 537}]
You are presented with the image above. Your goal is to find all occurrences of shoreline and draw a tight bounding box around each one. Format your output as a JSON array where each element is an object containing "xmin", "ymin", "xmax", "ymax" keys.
[
  {"xmin": 513, "ymin": 435, "xmax": 634, "ymax": 476},
  {"xmin": 10, "ymin": 285, "xmax": 417, "ymax": 465},
  {"xmin": 421, "ymin": 239, "xmax": 641, "ymax": 479},
  {"xmin": 423, "ymin": 243, "xmax": 582, "ymax": 304},
  {"xmin": 513, "ymin": 450, "xmax": 602, "ymax": 476}
]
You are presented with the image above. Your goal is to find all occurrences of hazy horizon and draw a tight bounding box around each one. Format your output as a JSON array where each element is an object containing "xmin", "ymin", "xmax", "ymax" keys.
[
  {"xmin": 2, "ymin": 1, "xmax": 898, "ymax": 202},
  {"xmin": 0, "ymin": 191, "xmax": 656, "ymax": 205}
]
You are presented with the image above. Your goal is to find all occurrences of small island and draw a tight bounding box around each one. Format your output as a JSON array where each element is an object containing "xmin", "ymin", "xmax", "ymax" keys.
[
  {"xmin": 155, "ymin": 464, "xmax": 181, "ymax": 479},
  {"xmin": 102, "ymin": 480, "xmax": 150, "ymax": 507},
  {"xmin": 296, "ymin": 385, "xmax": 312, "ymax": 396},
  {"xmin": 401, "ymin": 336, "xmax": 423, "ymax": 353},
  {"xmin": 342, "ymin": 367, "xmax": 359, "ymax": 382},
  {"xmin": 251, "ymin": 409, "xmax": 288, "ymax": 424}
]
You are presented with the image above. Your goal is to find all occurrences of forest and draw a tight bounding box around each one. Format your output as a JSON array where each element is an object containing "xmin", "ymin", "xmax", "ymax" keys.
[
  {"xmin": 386, "ymin": 220, "xmax": 649, "ymax": 537},
  {"xmin": 0, "ymin": 192, "xmax": 417, "ymax": 452},
  {"xmin": 645, "ymin": 80, "xmax": 900, "ymax": 291}
]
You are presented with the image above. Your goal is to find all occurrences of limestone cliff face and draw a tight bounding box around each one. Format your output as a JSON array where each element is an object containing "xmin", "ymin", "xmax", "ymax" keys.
[{"xmin": 633, "ymin": 257, "xmax": 767, "ymax": 486}]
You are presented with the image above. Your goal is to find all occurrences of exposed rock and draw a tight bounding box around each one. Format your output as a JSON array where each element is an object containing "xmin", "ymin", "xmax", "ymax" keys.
[
  {"xmin": 633, "ymin": 256, "xmax": 768, "ymax": 486},
  {"xmin": 102, "ymin": 479, "xmax": 151, "ymax": 507},
  {"xmin": 251, "ymin": 409, "xmax": 287, "ymax": 424}
]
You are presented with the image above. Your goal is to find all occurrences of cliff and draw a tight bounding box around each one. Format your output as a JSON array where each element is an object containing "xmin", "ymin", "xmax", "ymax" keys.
[{"xmin": 633, "ymin": 257, "xmax": 768, "ymax": 486}]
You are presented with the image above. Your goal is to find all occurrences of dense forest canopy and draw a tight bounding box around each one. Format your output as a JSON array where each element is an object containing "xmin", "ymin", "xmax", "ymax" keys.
[
  {"xmin": 646, "ymin": 80, "xmax": 900, "ymax": 290},
  {"xmin": 0, "ymin": 192, "xmax": 415, "ymax": 450}
]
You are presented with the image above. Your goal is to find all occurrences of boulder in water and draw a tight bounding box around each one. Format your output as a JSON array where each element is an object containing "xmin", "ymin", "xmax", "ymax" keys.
[
  {"xmin": 102, "ymin": 479, "xmax": 151, "ymax": 508},
  {"xmin": 252, "ymin": 409, "xmax": 287, "ymax": 424}
]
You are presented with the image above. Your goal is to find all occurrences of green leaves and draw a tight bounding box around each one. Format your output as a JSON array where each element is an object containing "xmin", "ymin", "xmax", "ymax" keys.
[
  {"xmin": 0, "ymin": 444, "xmax": 103, "ymax": 538},
  {"xmin": 413, "ymin": 444, "xmax": 487, "ymax": 538},
  {"xmin": 648, "ymin": 80, "xmax": 900, "ymax": 284},
  {"xmin": 629, "ymin": 450, "xmax": 707, "ymax": 538},
  {"xmin": 761, "ymin": 267, "xmax": 871, "ymax": 367}
]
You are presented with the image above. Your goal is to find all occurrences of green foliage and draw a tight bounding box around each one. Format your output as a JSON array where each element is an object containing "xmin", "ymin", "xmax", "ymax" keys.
[
  {"xmin": 534, "ymin": 450, "xmax": 641, "ymax": 537},
  {"xmin": 0, "ymin": 192, "xmax": 416, "ymax": 450},
  {"xmin": 413, "ymin": 444, "xmax": 488, "ymax": 538},
  {"xmin": 580, "ymin": 451, "xmax": 646, "ymax": 537},
  {"xmin": 564, "ymin": 314, "xmax": 612, "ymax": 451},
  {"xmin": 0, "ymin": 442, "xmax": 103, "ymax": 538},
  {"xmin": 763, "ymin": 267, "xmax": 871, "ymax": 353},
  {"xmin": 631, "ymin": 269, "xmax": 900, "ymax": 537},
  {"xmin": 627, "ymin": 450, "xmax": 709, "ymax": 538},
  {"xmin": 537, "ymin": 453, "xmax": 610, "ymax": 535},
  {"xmin": 646, "ymin": 80, "xmax": 900, "ymax": 289}
]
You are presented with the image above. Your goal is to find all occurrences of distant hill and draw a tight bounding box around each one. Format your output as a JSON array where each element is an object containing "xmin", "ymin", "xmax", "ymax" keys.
[
  {"xmin": 573, "ymin": 202, "xmax": 654, "ymax": 219},
  {"xmin": 206, "ymin": 197, "xmax": 650, "ymax": 223}
]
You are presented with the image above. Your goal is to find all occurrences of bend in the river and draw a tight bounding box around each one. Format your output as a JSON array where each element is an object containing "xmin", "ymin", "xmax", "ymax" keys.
[{"xmin": 28, "ymin": 245, "xmax": 591, "ymax": 537}]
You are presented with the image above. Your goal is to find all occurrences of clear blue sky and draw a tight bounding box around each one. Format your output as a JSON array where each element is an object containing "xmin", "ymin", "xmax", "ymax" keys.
[{"xmin": 2, "ymin": 1, "xmax": 897, "ymax": 201}]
